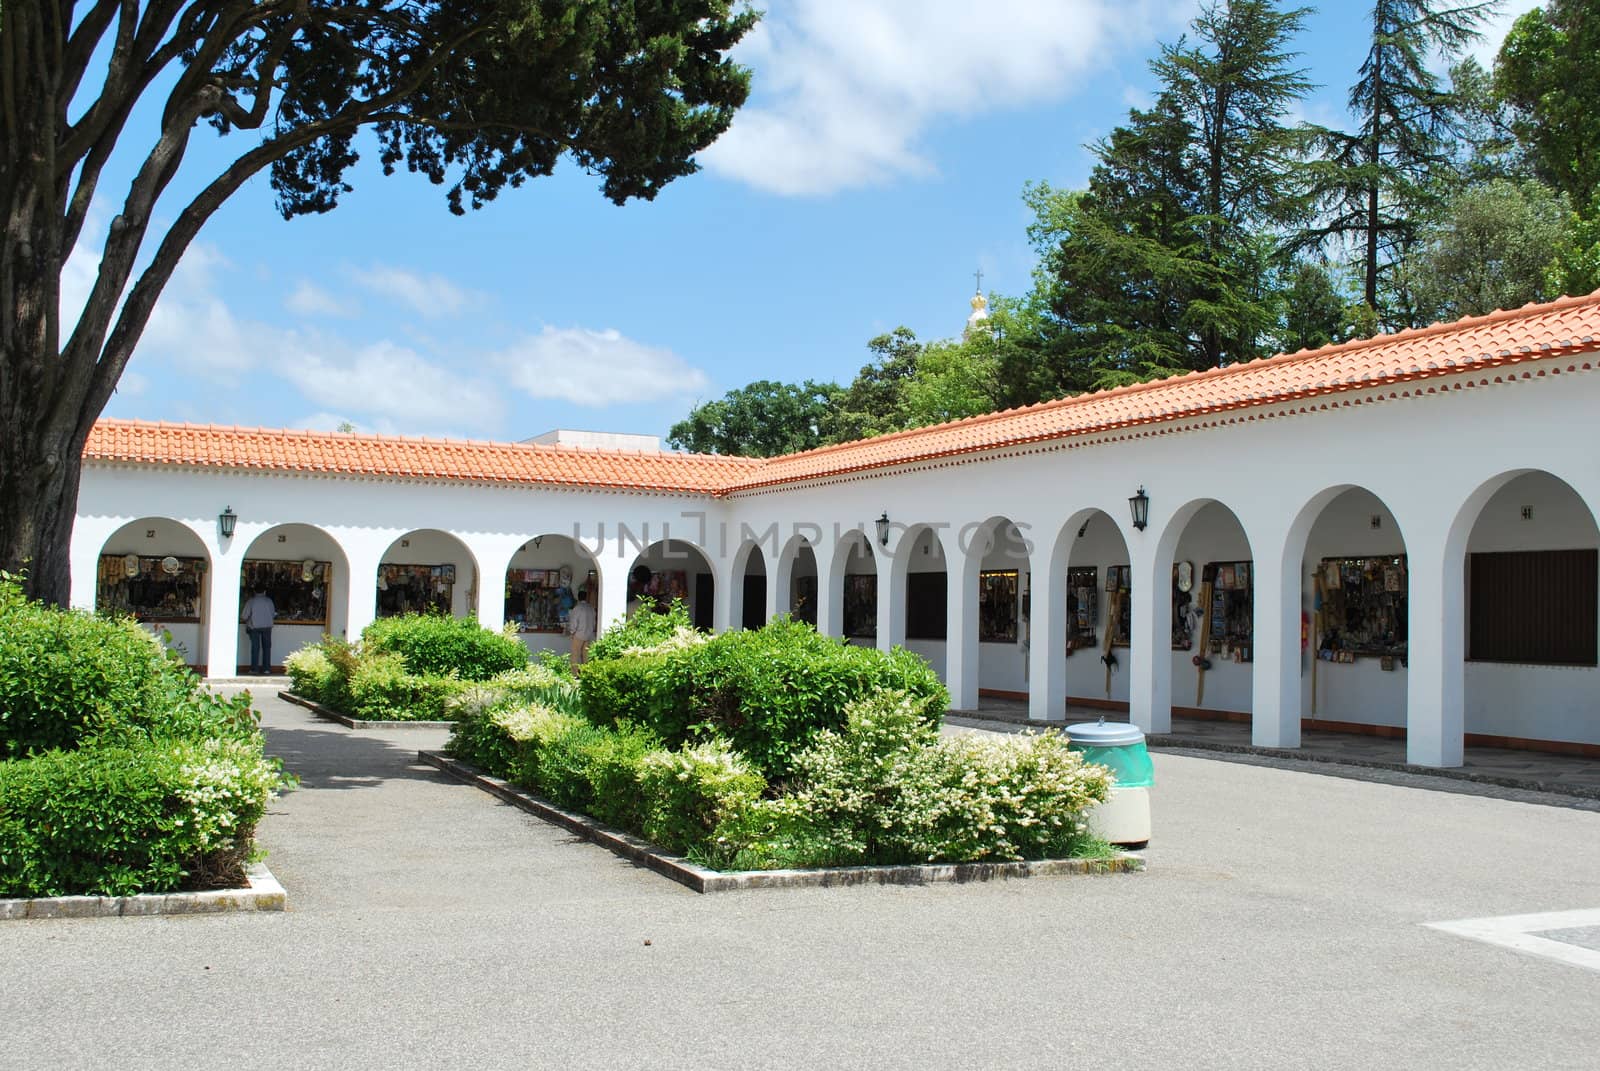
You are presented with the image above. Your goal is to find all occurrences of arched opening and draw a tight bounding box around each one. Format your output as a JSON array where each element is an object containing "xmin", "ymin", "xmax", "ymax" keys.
[
  {"xmin": 835, "ymin": 529, "xmax": 878, "ymax": 644},
  {"xmin": 891, "ymin": 523, "xmax": 948, "ymax": 677},
  {"xmin": 1062, "ymin": 509, "xmax": 1135, "ymax": 710},
  {"xmin": 1460, "ymin": 470, "xmax": 1599, "ymax": 750},
  {"xmin": 376, "ymin": 530, "xmax": 479, "ymax": 619},
  {"xmin": 238, "ymin": 523, "xmax": 351, "ymax": 673},
  {"xmin": 1164, "ymin": 500, "xmax": 1255, "ymax": 721},
  {"xmin": 955, "ymin": 517, "xmax": 1030, "ymax": 705},
  {"xmin": 776, "ymin": 534, "xmax": 818, "ymax": 627},
  {"xmin": 627, "ymin": 538, "xmax": 714, "ymax": 630},
  {"xmin": 95, "ymin": 517, "xmax": 210, "ymax": 666},
  {"xmin": 1294, "ymin": 488, "xmax": 1410, "ymax": 738},
  {"xmin": 731, "ymin": 541, "xmax": 769, "ymax": 631},
  {"xmin": 502, "ymin": 533, "xmax": 602, "ymax": 656}
]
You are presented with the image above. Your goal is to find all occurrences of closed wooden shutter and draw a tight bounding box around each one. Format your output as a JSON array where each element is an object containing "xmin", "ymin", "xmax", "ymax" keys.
[{"xmin": 1468, "ymin": 549, "xmax": 1597, "ymax": 666}]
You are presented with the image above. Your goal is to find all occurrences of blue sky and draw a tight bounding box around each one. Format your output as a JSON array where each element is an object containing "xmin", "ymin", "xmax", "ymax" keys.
[{"xmin": 84, "ymin": 0, "xmax": 1538, "ymax": 444}]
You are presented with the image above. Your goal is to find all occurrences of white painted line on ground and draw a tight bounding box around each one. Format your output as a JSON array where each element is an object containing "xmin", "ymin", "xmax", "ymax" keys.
[{"xmin": 1425, "ymin": 908, "xmax": 1600, "ymax": 974}]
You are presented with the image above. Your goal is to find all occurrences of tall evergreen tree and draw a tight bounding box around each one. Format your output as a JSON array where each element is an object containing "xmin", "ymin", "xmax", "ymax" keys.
[
  {"xmin": 1030, "ymin": 0, "xmax": 1315, "ymax": 388},
  {"xmin": 1304, "ymin": 0, "xmax": 1498, "ymax": 323}
]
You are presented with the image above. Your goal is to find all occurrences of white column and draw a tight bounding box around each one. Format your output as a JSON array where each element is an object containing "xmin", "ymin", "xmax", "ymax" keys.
[
  {"xmin": 1251, "ymin": 522, "xmax": 1303, "ymax": 748},
  {"xmin": 343, "ymin": 542, "xmax": 384, "ymax": 644},
  {"xmin": 205, "ymin": 532, "xmax": 243, "ymax": 679},
  {"xmin": 946, "ymin": 546, "xmax": 980, "ymax": 711},
  {"xmin": 1127, "ymin": 537, "xmax": 1171, "ymax": 733},
  {"xmin": 712, "ymin": 554, "xmax": 736, "ymax": 633},
  {"xmin": 817, "ymin": 544, "xmax": 843, "ymax": 638},
  {"xmin": 764, "ymin": 558, "xmax": 782, "ymax": 623},
  {"xmin": 1405, "ymin": 533, "xmax": 1465, "ymax": 767},
  {"xmin": 596, "ymin": 553, "xmax": 633, "ymax": 635},
  {"xmin": 469, "ymin": 538, "xmax": 521, "ymax": 627},
  {"xmin": 877, "ymin": 543, "xmax": 905, "ymax": 652},
  {"xmin": 1028, "ymin": 540, "xmax": 1068, "ymax": 722}
]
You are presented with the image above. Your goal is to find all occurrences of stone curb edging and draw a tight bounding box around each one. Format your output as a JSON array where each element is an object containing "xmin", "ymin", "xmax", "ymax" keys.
[
  {"xmin": 418, "ymin": 750, "xmax": 1144, "ymax": 893},
  {"xmin": 0, "ymin": 863, "xmax": 286, "ymax": 921},
  {"xmin": 278, "ymin": 691, "xmax": 454, "ymax": 730},
  {"xmin": 943, "ymin": 714, "xmax": 1600, "ymax": 802}
]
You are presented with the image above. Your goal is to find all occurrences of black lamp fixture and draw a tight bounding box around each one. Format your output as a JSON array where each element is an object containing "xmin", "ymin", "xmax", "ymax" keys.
[
  {"xmin": 874, "ymin": 511, "xmax": 891, "ymax": 547},
  {"xmin": 1128, "ymin": 487, "xmax": 1149, "ymax": 532},
  {"xmin": 218, "ymin": 506, "xmax": 237, "ymax": 540}
]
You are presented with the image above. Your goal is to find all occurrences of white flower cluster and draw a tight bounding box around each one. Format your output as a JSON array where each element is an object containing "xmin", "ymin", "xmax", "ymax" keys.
[
  {"xmin": 620, "ymin": 626, "xmax": 708, "ymax": 658},
  {"xmin": 173, "ymin": 738, "xmax": 284, "ymax": 851}
]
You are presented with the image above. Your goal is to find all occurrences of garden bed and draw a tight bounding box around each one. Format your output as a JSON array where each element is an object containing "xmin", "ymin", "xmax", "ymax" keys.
[
  {"xmin": 279, "ymin": 691, "xmax": 454, "ymax": 730},
  {"xmin": 0, "ymin": 862, "xmax": 286, "ymax": 920},
  {"xmin": 420, "ymin": 751, "xmax": 1143, "ymax": 893}
]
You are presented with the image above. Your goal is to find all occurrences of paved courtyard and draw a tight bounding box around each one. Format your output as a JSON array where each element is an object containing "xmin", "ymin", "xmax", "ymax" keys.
[{"xmin": 3, "ymin": 690, "xmax": 1598, "ymax": 1070}]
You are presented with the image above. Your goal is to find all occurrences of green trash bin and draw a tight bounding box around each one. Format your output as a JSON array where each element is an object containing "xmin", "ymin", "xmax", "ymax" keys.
[{"xmin": 1066, "ymin": 717, "xmax": 1152, "ymax": 848}]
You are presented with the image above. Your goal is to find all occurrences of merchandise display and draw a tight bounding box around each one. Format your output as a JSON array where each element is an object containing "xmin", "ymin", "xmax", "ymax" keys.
[
  {"xmin": 1104, "ymin": 565, "xmax": 1132, "ymax": 647},
  {"xmin": 377, "ymin": 562, "xmax": 455, "ymax": 617},
  {"xmin": 1172, "ymin": 560, "xmax": 1197, "ymax": 650},
  {"xmin": 843, "ymin": 573, "xmax": 877, "ymax": 638},
  {"xmin": 504, "ymin": 567, "xmax": 591, "ymax": 632},
  {"xmin": 240, "ymin": 559, "xmax": 331, "ymax": 626},
  {"xmin": 1066, "ymin": 565, "xmax": 1098, "ymax": 652},
  {"xmin": 96, "ymin": 553, "xmax": 205, "ymax": 621},
  {"xmin": 978, "ymin": 569, "xmax": 1019, "ymax": 643},
  {"xmin": 1203, "ymin": 560, "xmax": 1254, "ymax": 662},
  {"xmin": 1315, "ymin": 555, "xmax": 1408, "ymax": 662}
]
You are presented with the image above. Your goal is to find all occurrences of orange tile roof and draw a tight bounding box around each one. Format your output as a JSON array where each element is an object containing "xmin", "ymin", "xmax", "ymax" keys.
[
  {"xmin": 84, "ymin": 291, "xmax": 1600, "ymax": 495},
  {"xmin": 728, "ymin": 289, "xmax": 1600, "ymax": 492},
  {"xmin": 83, "ymin": 422, "xmax": 763, "ymax": 495}
]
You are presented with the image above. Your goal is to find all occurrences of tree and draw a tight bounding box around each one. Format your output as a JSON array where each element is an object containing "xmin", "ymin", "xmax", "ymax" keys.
[
  {"xmin": 1304, "ymin": 0, "xmax": 1497, "ymax": 320},
  {"xmin": 1, "ymin": 1, "xmax": 756, "ymax": 605},
  {"xmin": 1276, "ymin": 260, "xmax": 1351, "ymax": 353},
  {"xmin": 822, "ymin": 327, "xmax": 923, "ymax": 443},
  {"xmin": 666, "ymin": 380, "xmax": 838, "ymax": 457},
  {"xmin": 1496, "ymin": 1, "xmax": 1600, "ymax": 213},
  {"xmin": 1027, "ymin": 1, "xmax": 1315, "ymax": 389},
  {"xmin": 1409, "ymin": 179, "xmax": 1570, "ymax": 322}
]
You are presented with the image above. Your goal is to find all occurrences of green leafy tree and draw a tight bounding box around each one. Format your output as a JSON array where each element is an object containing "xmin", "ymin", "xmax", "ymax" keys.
[
  {"xmin": 1496, "ymin": 1, "xmax": 1600, "ymax": 213},
  {"xmin": 667, "ymin": 380, "xmax": 838, "ymax": 457},
  {"xmin": 1028, "ymin": 0, "xmax": 1315, "ymax": 389},
  {"xmin": 1276, "ymin": 260, "xmax": 1352, "ymax": 353},
  {"xmin": 1304, "ymin": 0, "xmax": 1498, "ymax": 321},
  {"xmin": 822, "ymin": 327, "xmax": 924, "ymax": 442},
  {"xmin": 1408, "ymin": 178, "xmax": 1570, "ymax": 323},
  {"xmin": 0, "ymin": 1, "xmax": 756, "ymax": 605}
]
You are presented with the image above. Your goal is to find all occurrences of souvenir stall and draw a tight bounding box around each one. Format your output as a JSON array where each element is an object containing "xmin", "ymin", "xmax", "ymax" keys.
[
  {"xmin": 978, "ymin": 570, "xmax": 1019, "ymax": 643},
  {"xmin": 1314, "ymin": 556, "xmax": 1408, "ymax": 668},
  {"xmin": 376, "ymin": 563, "xmax": 455, "ymax": 617},
  {"xmin": 96, "ymin": 553, "xmax": 207, "ymax": 664},
  {"xmin": 1065, "ymin": 566, "xmax": 1098, "ymax": 654},
  {"xmin": 240, "ymin": 559, "xmax": 332, "ymax": 627},
  {"xmin": 843, "ymin": 573, "xmax": 877, "ymax": 640}
]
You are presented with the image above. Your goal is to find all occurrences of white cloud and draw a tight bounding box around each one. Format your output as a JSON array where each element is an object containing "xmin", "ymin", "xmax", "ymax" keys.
[
  {"xmin": 492, "ymin": 327, "xmax": 710, "ymax": 407},
  {"xmin": 279, "ymin": 339, "xmax": 506, "ymax": 428},
  {"xmin": 351, "ymin": 264, "xmax": 476, "ymax": 318},
  {"xmin": 702, "ymin": 0, "xmax": 1194, "ymax": 195},
  {"xmin": 138, "ymin": 243, "xmax": 270, "ymax": 378},
  {"xmin": 286, "ymin": 280, "xmax": 352, "ymax": 318}
]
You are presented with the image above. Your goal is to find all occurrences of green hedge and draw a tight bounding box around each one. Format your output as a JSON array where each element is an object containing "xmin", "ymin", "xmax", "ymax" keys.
[
  {"xmin": 580, "ymin": 616, "xmax": 947, "ymax": 776},
  {"xmin": 714, "ymin": 691, "xmax": 1115, "ymax": 870},
  {"xmin": 446, "ymin": 704, "xmax": 760, "ymax": 858},
  {"xmin": 361, "ymin": 614, "xmax": 528, "ymax": 681},
  {"xmin": 0, "ymin": 737, "xmax": 283, "ymax": 897}
]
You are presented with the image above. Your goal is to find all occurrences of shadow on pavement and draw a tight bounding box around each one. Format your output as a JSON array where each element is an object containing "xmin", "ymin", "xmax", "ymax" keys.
[{"xmin": 264, "ymin": 724, "xmax": 450, "ymax": 792}]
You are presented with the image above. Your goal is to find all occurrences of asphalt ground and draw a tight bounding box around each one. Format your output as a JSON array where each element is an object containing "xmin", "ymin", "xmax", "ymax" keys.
[{"xmin": 3, "ymin": 690, "xmax": 1597, "ymax": 1070}]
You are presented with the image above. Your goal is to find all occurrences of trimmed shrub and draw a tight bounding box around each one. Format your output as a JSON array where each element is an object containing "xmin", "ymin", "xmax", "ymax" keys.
[
  {"xmin": 0, "ymin": 590, "xmax": 259, "ymax": 757},
  {"xmin": 361, "ymin": 614, "xmax": 528, "ymax": 681},
  {"xmin": 717, "ymin": 691, "xmax": 1114, "ymax": 870},
  {"xmin": 0, "ymin": 737, "xmax": 286, "ymax": 897},
  {"xmin": 585, "ymin": 600, "xmax": 695, "ymax": 663},
  {"xmin": 443, "ymin": 663, "xmax": 582, "ymax": 720},
  {"xmin": 636, "ymin": 739, "xmax": 765, "ymax": 858},
  {"xmin": 581, "ymin": 616, "xmax": 947, "ymax": 776},
  {"xmin": 347, "ymin": 653, "xmax": 468, "ymax": 721},
  {"xmin": 284, "ymin": 647, "xmax": 341, "ymax": 707}
]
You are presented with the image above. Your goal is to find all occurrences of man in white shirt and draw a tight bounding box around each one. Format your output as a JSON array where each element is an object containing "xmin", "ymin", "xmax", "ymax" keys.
[
  {"xmin": 567, "ymin": 588, "xmax": 597, "ymax": 665},
  {"xmin": 240, "ymin": 587, "xmax": 277, "ymax": 675}
]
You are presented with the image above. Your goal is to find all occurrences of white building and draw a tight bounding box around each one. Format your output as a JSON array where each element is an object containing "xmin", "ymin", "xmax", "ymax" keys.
[{"xmin": 73, "ymin": 292, "xmax": 1600, "ymax": 768}]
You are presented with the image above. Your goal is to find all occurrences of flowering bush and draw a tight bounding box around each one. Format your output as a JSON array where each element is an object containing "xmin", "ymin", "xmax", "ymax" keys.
[
  {"xmin": 714, "ymin": 691, "xmax": 1114, "ymax": 870},
  {"xmin": 346, "ymin": 653, "xmax": 468, "ymax": 721},
  {"xmin": 635, "ymin": 739, "xmax": 764, "ymax": 857},
  {"xmin": 0, "ymin": 736, "xmax": 288, "ymax": 897}
]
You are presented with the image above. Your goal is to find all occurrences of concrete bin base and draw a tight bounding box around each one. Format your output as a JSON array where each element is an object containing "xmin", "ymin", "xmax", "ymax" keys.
[{"xmin": 1086, "ymin": 786, "xmax": 1150, "ymax": 848}]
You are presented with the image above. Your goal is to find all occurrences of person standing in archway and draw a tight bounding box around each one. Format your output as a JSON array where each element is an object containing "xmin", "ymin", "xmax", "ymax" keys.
[
  {"xmin": 567, "ymin": 588, "xmax": 597, "ymax": 665},
  {"xmin": 240, "ymin": 586, "xmax": 277, "ymax": 675}
]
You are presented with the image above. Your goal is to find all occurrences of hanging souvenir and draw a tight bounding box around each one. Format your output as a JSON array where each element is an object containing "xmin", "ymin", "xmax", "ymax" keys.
[{"xmin": 123, "ymin": 553, "xmax": 141, "ymax": 577}]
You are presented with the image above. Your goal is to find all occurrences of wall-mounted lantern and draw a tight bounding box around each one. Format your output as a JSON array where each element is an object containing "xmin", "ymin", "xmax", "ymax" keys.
[
  {"xmin": 218, "ymin": 506, "xmax": 237, "ymax": 540},
  {"xmin": 1129, "ymin": 488, "xmax": 1149, "ymax": 532},
  {"xmin": 874, "ymin": 511, "xmax": 891, "ymax": 546}
]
